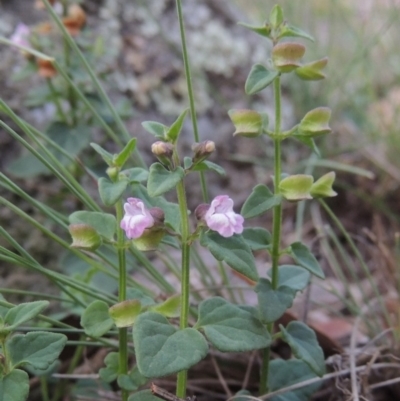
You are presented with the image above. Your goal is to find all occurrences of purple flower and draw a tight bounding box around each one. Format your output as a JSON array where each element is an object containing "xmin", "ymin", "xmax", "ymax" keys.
[
  {"xmin": 120, "ymin": 198, "xmax": 154, "ymax": 239},
  {"xmin": 10, "ymin": 23, "xmax": 30, "ymax": 49},
  {"xmin": 204, "ymin": 195, "xmax": 244, "ymax": 238}
]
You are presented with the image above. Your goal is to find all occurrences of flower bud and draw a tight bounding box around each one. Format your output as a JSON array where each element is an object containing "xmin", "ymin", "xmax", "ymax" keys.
[
  {"xmin": 149, "ymin": 207, "xmax": 165, "ymax": 225},
  {"xmin": 192, "ymin": 140, "xmax": 215, "ymax": 163},
  {"xmin": 106, "ymin": 166, "xmax": 119, "ymax": 182},
  {"xmin": 151, "ymin": 141, "xmax": 174, "ymax": 166},
  {"xmin": 151, "ymin": 141, "xmax": 173, "ymax": 157},
  {"xmin": 195, "ymin": 203, "xmax": 210, "ymax": 221}
]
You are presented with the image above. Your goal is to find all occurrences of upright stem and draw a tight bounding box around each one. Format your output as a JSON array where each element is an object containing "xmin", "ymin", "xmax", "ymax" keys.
[
  {"xmin": 61, "ymin": 0, "xmax": 77, "ymax": 126},
  {"xmin": 175, "ymin": 170, "xmax": 191, "ymax": 398},
  {"xmin": 116, "ymin": 202, "xmax": 128, "ymax": 401},
  {"xmin": 46, "ymin": 78, "xmax": 69, "ymax": 125},
  {"xmin": 175, "ymin": 0, "xmax": 208, "ymax": 202},
  {"xmin": 260, "ymin": 76, "xmax": 283, "ymax": 395}
]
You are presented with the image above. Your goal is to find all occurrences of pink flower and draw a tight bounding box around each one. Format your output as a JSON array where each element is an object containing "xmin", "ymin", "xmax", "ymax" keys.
[
  {"xmin": 204, "ymin": 195, "xmax": 244, "ymax": 238},
  {"xmin": 120, "ymin": 198, "xmax": 154, "ymax": 239},
  {"xmin": 10, "ymin": 23, "xmax": 30, "ymax": 48}
]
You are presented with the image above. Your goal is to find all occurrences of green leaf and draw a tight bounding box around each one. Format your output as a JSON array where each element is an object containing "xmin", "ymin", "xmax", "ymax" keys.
[
  {"xmin": 90, "ymin": 143, "xmax": 114, "ymax": 166},
  {"xmin": 118, "ymin": 367, "xmax": 147, "ymax": 391},
  {"xmin": 245, "ymin": 65, "xmax": 279, "ymax": 95},
  {"xmin": 298, "ymin": 107, "xmax": 331, "ymax": 137},
  {"xmin": 126, "ymin": 288, "xmax": 155, "ymax": 307},
  {"xmin": 128, "ymin": 390, "xmax": 160, "ymax": 401},
  {"xmin": 6, "ymin": 152, "xmax": 52, "ymax": 178},
  {"xmin": 147, "ymin": 163, "xmax": 184, "ymax": 197},
  {"xmin": 149, "ymin": 295, "xmax": 180, "ymax": 318},
  {"xmin": 99, "ymin": 352, "xmax": 119, "ymax": 382},
  {"xmin": 268, "ymin": 265, "xmax": 310, "ymax": 292},
  {"xmin": 11, "ymin": 60, "xmax": 37, "ymax": 82},
  {"xmin": 279, "ymin": 24, "xmax": 315, "ymax": 42},
  {"xmin": 81, "ymin": 300, "xmax": 114, "ymax": 337},
  {"xmin": 69, "ymin": 224, "xmax": 102, "ymax": 251},
  {"xmin": 272, "ymin": 43, "xmax": 306, "ymax": 73},
  {"xmin": 290, "ymin": 242, "xmax": 325, "ymax": 279},
  {"xmin": 69, "ymin": 211, "xmax": 116, "ymax": 241},
  {"xmin": 238, "ymin": 22, "xmax": 271, "ymax": 38},
  {"xmin": 0, "ymin": 369, "xmax": 29, "ymax": 401},
  {"xmin": 295, "ymin": 58, "xmax": 328, "ymax": 81},
  {"xmin": 279, "ymin": 175, "xmax": 314, "ymax": 201},
  {"xmin": 268, "ymin": 359, "xmax": 321, "ymax": 401},
  {"xmin": 98, "ymin": 177, "xmax": 128, "ymax": 206},
  {"xmin": 167, "ymin": 109, "xmax": 188, "ymax": 142},
  {"xmin": 122, "ymin": 167, "xmax": 149, "ymax": 183},
  {"xmin": 255, "ymin": 279, "xmax": 296, "ymax": 323},
  {"xmin": 228, "ymin": 109, "xmax": 268, "ymax": 137},
  {"xmin": 241, "ymin": 184, "xmax": 282, "ymax": 218},
  {"xmin": 26, "ymin": 360, "xmax": 60, "ymax": 378},
  {"xmin": 4, "ymin": 301, "xmax": 49, "ymax": 330},
  {"xmin": 109, "ymin": 300, "xmax": 141, "ymax": 328},
  {"xmin": 141, "ymin": 121, "xmax": 168, "ymax": 139},
  {"xmin": 8, "ymin": 332, "xmax": 67, "ymax": 370},
  {"xmin": 269, "ymin": 5, "xmax": 284, "ymax": 28},
  {"xmin": 133, "ymin": 312, "xmax": 208, "ymax": 378},
  {"xmin": 191, "ymin": 160, "xmax": 226, "ymax": 176},
  {"xmin": 114, "ymin": 138, "xmax": 137, "ymax": 167},
  {"xmin": 242, "ymin": 227, "xmax": 272, "ymax": 251},
  {"xmin": 46, "ymin": 122, "xmax": 91, "ymax": 161},
  {"xmin": 200, "ymin": 231, "xmax": 259, "ymax": 282},
  {"xmin": 280, "ymin": 321, "xmax": 326, "ymax": 377},
  {"xmin": 196, "ymin": 297, "xmax": 270, "ymax": 352}
]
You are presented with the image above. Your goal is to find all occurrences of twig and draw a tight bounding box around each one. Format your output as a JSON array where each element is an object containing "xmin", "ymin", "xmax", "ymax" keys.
[
  {"xmin": 151, "ymin": 383, "xmax": 196, "ymax": 401},
  {"xmin": 370, "ymin": 376, "xmax": 400, "ymax": 390},
  {"xmin": 226, "ymin": 363, "xmax": 400, "ymax": 401},
  {"xmin": 350, "ymin": 316, "xmax": 361, "ymax": 401},
  {"xmin": 242, "ymin": 351, "xmax": 256, "ymax": 390},
  {"xmin": 211, "ymin": 354, "xmax": 232, "ymax": 398},
  {"xmin": 52, "ymin": 373, "xmax": 99, "ymax": 379}
]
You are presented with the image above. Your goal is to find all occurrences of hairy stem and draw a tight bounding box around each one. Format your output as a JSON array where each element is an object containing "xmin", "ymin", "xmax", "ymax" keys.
[
  {"xmin": 175, "ymin": 165, "xmax": 191, "ymax": 398},
  {"xmin": 116, "ymin": 201, "xmax": 128, "ymax": 401},
  {"xmin": 260, "ymin": 75, "xmax": 282, "ymax": 395}
]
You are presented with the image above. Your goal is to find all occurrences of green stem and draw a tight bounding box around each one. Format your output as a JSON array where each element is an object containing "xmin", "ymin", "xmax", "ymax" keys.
[
  {"xmin": 175, "ymin": 173, "xmax": 191, "ymax": 398},
  {"xmin": 46, "ymin": 78, "xmax": 69, "ymax": 125},
  {"xmin": 260, "ymin": 75, "xmax": 282, "ymax": 395},
  {"xmin": 116, "ymin": 201, "xmax": 128, "ymax": 401},
  {"xmin": 63, "ymin": 34, "xmax": 78, "ymax": 126},
  {"xmin": 175, "ymin": 0, "xmax": 208, "ymax": 202},
  {"xmin": 40, "ymin": 377, "xmax": 50, "ymax": 401}
]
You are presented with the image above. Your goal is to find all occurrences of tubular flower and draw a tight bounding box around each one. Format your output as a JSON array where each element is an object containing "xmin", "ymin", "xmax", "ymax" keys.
[
  {"xmin": 10, "ymin": 23, "xmax": 30, "ymax": 48},
  {"xmin": 120, "ymin": 198, "xmax": 154, "ymax": 239},
  {"xmin": 204, "ymin": 195, "xmax": 244, "ymax": 238}
]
